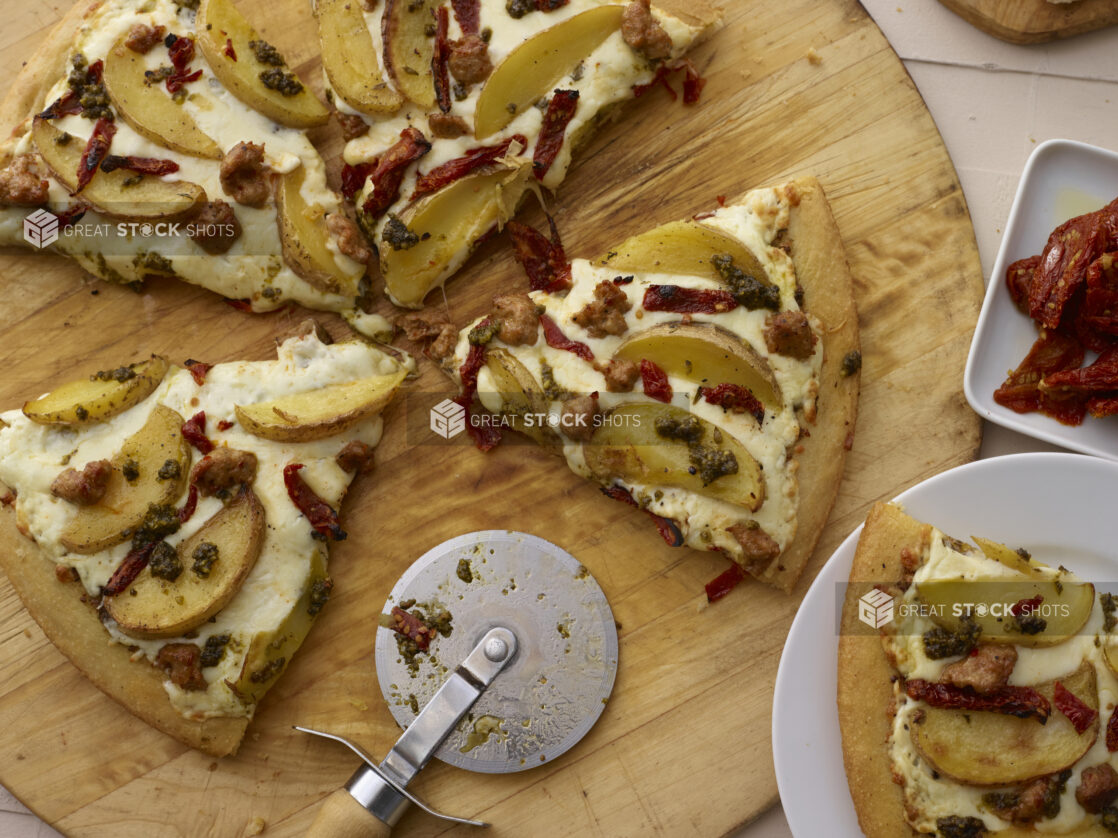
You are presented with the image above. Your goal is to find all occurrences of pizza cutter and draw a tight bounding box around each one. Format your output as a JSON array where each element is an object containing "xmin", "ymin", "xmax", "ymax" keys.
[{"xmin": 298, "ymin": 530, "xmax": 619, "ymax": 836}]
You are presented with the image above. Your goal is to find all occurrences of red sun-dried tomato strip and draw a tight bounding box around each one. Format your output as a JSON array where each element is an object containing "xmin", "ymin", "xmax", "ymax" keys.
[
  {"xmin": 99, "ymin": 155, "xmax": 180, "ymax": 177},
  {"xmin": 340, "ymin": 161, "xmax": 377, "ymax": 201},
  {"xmin": 57, "ymin": 202, "xmax": 89, "ymax": 229},
  {"xmin": 1108, "ymin": 708, "xmax": 1118, "ymax": 751},
  {"xmin": 183, "ymin": 359, "xmax": 212, "ymax": 386},
  {"xmin": 1006, "ymin": 255, "xmax": 1040, "ymax": 315},
  {"xmin": 1041, "ymin": 344, "xmax": 1118, "ymax": 399},
  {"xmin": 633, "ymin": 64, "xmax": 677, "ymax": 101},
  {"xmin": 600, "ymin": 485, "xmax": 683, "ymax": 547},
  {"xmin": 362, "ymin": 126, "xmax": 431, "ymax": 217},
  {"xmin": 451, "ymin": 0, "xmax": 480, "ymax": 34},
  {"xmin": 1010, "ymin": 595, "xmax": 1043, "ymax": 617},
  {"xmin": 412, "ymin": 134, "xmax": 528, "ymax": 200},
  {"xmin": 640, "ymin": 359, "xmax": 672, "ymax": 403},
  {"xmin": 540, "ymin": 313, "xmax": 594, "ymax": 362},
  {"xmin": 633, "ymin": 59, "xmax": 707, "ymax": 105},
  {"xmin": 1089, "ymin": 396, "xmax": 1118, "ymax": 418},
  {"xmin": 166, "ymin": 34, "xmax": 203, "ymax": 94},
  {"xmin": 454, "ymin": 337, "xmax": 502, "ymax": 451},
  {"xmin": 177, "ymin": 483, "xmax": 199, "ymax": 524},
  {"xmin": 284, "ymin": 463, "xmax": 347, "ymax": 541},
  {"xmin": 533, "ymin": 89, "xmax": 579, "ymax": 181},
  {"xmin": 700, "ymin": 383, "xmax": 765, "ymax": 423},
  {"xmin": 507, "ymin": 216, "xmax": 572, "ymax": 293},
  {"xmin": 75, "ymin": 118, "xmax": 116, "ymax": 194},
  {"xmin": 993, "ymin": 328, "xmax": 1086, "ymax": 422},
  {"xmin": 181, "ymin": 411, "xmax": 215, "ymax": 455},
  {"xmin": 224, "ymin": 37, "xmax": 236, "ymax": 60},
  {"xmin": 1054, "ymin": 681, "xmax": 1097, "ymax": 734},
  {"xmin": 432, "ymin": 5, "xmax": 452, "ymax": 114},
  {"xmin": 389, "ymin": 606, "xmax": 437, "ymax": 651},
  {"xmin": 642, "ymin": 285, "xmax": 738, "ymax": 314},
  {"xmin": 39, "ymin": 91, "xmax": 83, "ymax": 120},
  {"xmin": 705, "ymin": 562, "xmax": 746, "ymax": 603},
  {"xmin": 905, "ymin": 679, "xmax": 1050, "ymax": 722},
  {"xmin": 217, "ymin": 419, "xmax": 234, "ymax": 431},
  {"xmin": 1083, "ymin": 252, "xmax": 1118, "ymax": 336},
  {"xmin": 102, "ymin": 541, "xmax": 157, "ymax": 596}
]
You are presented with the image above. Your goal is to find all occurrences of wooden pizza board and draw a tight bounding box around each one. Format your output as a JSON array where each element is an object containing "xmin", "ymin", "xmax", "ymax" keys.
[
  {"xmin": 0, "ymin": 0, "xmax": 984, "ymax": 835},
  {"xmin": 937, "ymin": 0, "xmax": 1118, "ymax": 43}
]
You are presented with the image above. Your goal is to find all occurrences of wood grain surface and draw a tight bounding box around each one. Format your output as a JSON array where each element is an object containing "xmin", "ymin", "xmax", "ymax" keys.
[
  {"xmin": 0, "ymin": 0, "xmax": 984, "ymax": 835},
  {"xmin": 937, "ymin": 0, "xmax": 1118, "ymax": 44}
]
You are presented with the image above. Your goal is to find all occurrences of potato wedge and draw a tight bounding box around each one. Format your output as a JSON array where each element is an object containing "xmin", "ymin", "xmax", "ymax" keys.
[
  {"xmin": 972, "ymin": 535, "xmax": 1045, "ymax": 578},
  {"xmin": 234, "ymin": 368, "xmax": 407, "ymax": 442},
  {"xmin": 32, "ymin": 118, "xmax": 206, "ymax": 220},
  {"xmin": 475, "ymin": 5, "xmax": 624, "ymax": 139},
  {"xmin": 230, "ymin": 545, "xmax": 328, "ymax": 704},
  {"xmin": 275, "ymin": 166, "xmax": 363, "ymax": 296},
  {"xmin": 597, "ymin": 220, "xmax": 773, "ymax": 288},
  {"xmin": 613, "ymin": 323, "xmax": 781, "ymax": 409},
  {"xmin": 196, "ymin": 0, "xmax": 330, "ymax": 128},
  {"xmin": 59, "ymin": 405, "xmax": 190, "ymax": 554},
  {"xmin": 23, "ymin": 356, "xmax": 170, "ymax": 426},
  {"xmin": 318, "ymin": 0, "xmax": 403, "ymax": 115},
  {"xmin": 102, "ymin": 36, "xmax": 222, "ymax": 159},
  {"xmin": 910, "ymin": 662, "xmax": 1098, "ymax": 786},
  {"xmin": 484, "ymin": 348, "xmax": 560, "ymax": 447},
  {"xmin": 381, "ymin": 0, "xmax": 438, "ymax": 109},
  {"xmin": 381, "ymin": 162, "xmax": 532, "ymax": 308},
  {"xmin": 583, "ymin": 402, "xmax": 763, "ymax": 510},
  {"xmin": 104, "ymin": 488, "xmax": 266, "ymax": 639}
]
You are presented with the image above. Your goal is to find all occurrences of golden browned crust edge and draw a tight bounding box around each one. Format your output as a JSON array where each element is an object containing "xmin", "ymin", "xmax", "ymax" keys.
[
  {"xmin": 0, "ymin": 513, "xmax": 247, "ymax": 756},
  {"xmin": 761, "ymin": 175, "xmax": 860, "ymax": 593}
]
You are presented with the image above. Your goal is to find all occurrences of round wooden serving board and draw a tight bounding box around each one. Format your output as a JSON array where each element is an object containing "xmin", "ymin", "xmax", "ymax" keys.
[
  {"xmin": 937, "ymin": 0, "xmax": 1118, "ymax": 44},
  {"xmin": 0, "ymin": 0, "xmax": 983, "ymax": 835}
]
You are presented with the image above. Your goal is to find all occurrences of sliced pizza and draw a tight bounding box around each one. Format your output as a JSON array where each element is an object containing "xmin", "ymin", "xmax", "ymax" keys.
[
  {"xmin": 329, "ymin": 0, "xmax": 718, "ymax": 308},
  {"xmin": 0, "ymin": 325, "xmax": 407, "ymax": 756},
  {"xmin": 414, "ymin": 177, "xmax": 859, "ymax": 592},
  {"xmin": 0, "ymin": 0, "xmax": 390, "ymax": 337},
  {"xmin": 839, "ymin": 503, "xmax": 1118, "ymax": 837}
]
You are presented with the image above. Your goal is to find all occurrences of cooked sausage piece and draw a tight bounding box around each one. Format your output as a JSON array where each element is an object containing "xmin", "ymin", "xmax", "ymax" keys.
[
  {"xmin": 939, "ymin": 644, "xmax": 1017, "ymax": 694},
  {"xmin": 621, "ymin": 0, "xmax": 673, "ymax": 61},
  {"xmin": 599, "ymin": 358, "xmax": 639, "ymax": 392},
  {"xmin": 728, "ymin": 522, "xmax": 780, "ymax": 573},
  {"xmin": 561, "ymin": 395, "xmax": 600, "ymax": 442},
  {"xmin": 428, "ymin": 113, "xmax": 470, "ymax": 139},
  {"xmin": 1077, "ymin": 764, "xmax": 1118, "ymax": 814},
  {"xmin": 155, "ymin": 643, "xmax": 207, "ymax": 691},
  {"xmin": 190, "ymin": 448, "xmax": 258, "ymax": 497},
  {"xmin": 396, "ymin": 311, "xmax": 459, "ymax": 361},
  {"xmin": 50, "ymin": 459, "xmax": 112, "ymax": 506},
  {"xmin": 189, "ymin": 200, "xmax": 242, "ymax": 255},
  {"xmin": 572, "ymin": 281, "xmax": 632, "ymax": 338},
  {"xmin": 336, "ymin": 440, "xmax": 375, "ymax": 474},
  {"xmin": 763, "ymin": 310, "xmax": 817, "ymax": 360},
  {"xmin": 448, "ymin": 35, "xmax": 493, "ymax": 85},
  {"xmin": 335, "ymin": 111, "xmax": 369, "ymax": 141},
  {"xmin": 325, "ymin": 213, "xmax": 373, "ymax": 265},
  {"xmin": 219, "ymin": 142, "xmax": 271, "ymax": 208},
  {"xmin": 0, "ymin": 154, "xmax": 49, "ymax": 207},
  {"xmin": 493, "ymin": 293, "xmax": 540, "ymax": 346},
  {"xmin": 986, "ymin": 773, "xmax": 1064, "ymax": 824},
  {"xmin": 124, "ymin": 23, "xmax": 166, "ymax": 54}
]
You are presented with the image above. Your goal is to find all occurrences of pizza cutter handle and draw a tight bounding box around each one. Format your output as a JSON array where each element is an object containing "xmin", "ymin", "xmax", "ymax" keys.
[{"xmin": 309, "ymin": 789, "xmax": 391, "ymax": 838}]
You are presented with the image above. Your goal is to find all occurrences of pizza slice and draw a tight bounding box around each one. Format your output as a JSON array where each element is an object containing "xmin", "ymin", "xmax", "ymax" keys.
[
  {"xmin": 328, "ymin": 0, "xmax": 719, "ymax": 308},
  {"xmin": 0, "ymin": 0, "xmax": 391, "ymax": 337},
  {"xmin": 412, "ymin": 177, "xmax": 859, "ymax": 592},
  {"xmin": 0, "ymin": 325, "xmax": 407, "ymax": 756},
  {"xmin": 839, "ymin": 503, "xmax": 1116, "ymax": 837}
]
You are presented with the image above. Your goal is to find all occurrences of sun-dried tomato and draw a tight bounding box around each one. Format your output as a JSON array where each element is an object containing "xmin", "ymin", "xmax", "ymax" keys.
[
  {"xmin": 412, "ymin": 134, "xmax": 527, "ymax": 200},
  {"xmin": 102, "ymin": 541, "xmax": 157, "ymax": 596},
  {"xmin": 38, "ymin": 91, "xmax": 83, "ymax": 120},
  {"xmin": 99, "ymin": 155, "xmax": 180, "ymax": 177},
  {"xmin": 905, "ymin": 679, "xmax": 1050, "ymax": 722},
  {"xmin": 1006, "ymin": 255, "xmax": 1039, "ymax": 314},
  {"xmin": 533, "ymin": 90, "xmax": 579, "ymax": 181},
  {"xmin": 1054, "ymin": 681, "xmax": 1097, "ymax": 734},
  {"xmin": 454, "ymin": 339, "xmax": 502, "ymax": 451},
  {"xmin": 1010, "ymin": 595, "xmax": 1043, "ymax": 617},
  {"xmin": 1041, "ymin": 344, "xmax": 1118, "ymax": 400},
  {"xmin": 362, "ymin": 127, "xmax": 431, "ymax": 218},
  {"xmin": 166, "ymin": 34, "xmax": 203, "ymax": 94},
  {"xmin": 223, "ymin": 37, "xmax": 236, "ymax": 60},
  {"xmin": 1083, "ymin": 252, "xmax": 1118, "ymax": 336},
  {"xmin": 540, "ymin": 314, "xmax": 594, "ymax": 362},
  {"xmin": 640, "ymin": 359, "xmax": 672, "ymax": 403},
  {"xmin": 183, "ymin": 359, "xmax": 212, "ymax": 386},
  {"xmin": 284, "ymin": 463, "xmax": 347, "ymax": 541},
  {"xmin": 177, "ymin": 483, "xmax": 199, "ymax": 524},
  {"xmin": 993, "ymin": 328, "xmax": 1086, "ymax": 423},
  {"xmin": 632, "ymin": 59, "xmax": 707, "ymax": 105},
  {"xmin": 451, "ymin": 0, "xmax": 480, "ymax": 33},
  {"xmin": 181, "ymin": 411, "xmax": 214, "ymax": 455},
  {"xmin": 700, "ymin": 383, "xmax": 765, "ymax": 423},
  {"xmin": 75, "ymin": 118, "xmax": 116, "ymax": 193},
  {"xmin": 56, "ymin": 202, "xmax": 89, "ymax": 229},
  {"xmin": 642, "ymin": 285, "xmax": 738, "ymax": 314},
  {"xmin": 390, "ymin": 605, "xmax": 437, "ymax": 651},
  {"xmin": 507, "ymin": 216, "xmax": 572, "ymax": 293},
  {"xmin": 340, "ymin": 161, "xmax": 377, "ymax": 201},
  {"xmin": 705, "ymin": 562, "xmax": 745, "ymax": 603},
  {"xmin": 432, "ymin": 5, "xmax": 452, "ymax": 113},
  {"xmin": 600, "ymin": 485, "xmax": 682, "ymax": 547},
  {"xmin": 1089, "ymin": 396, "xmax": 1118, "ymax": 418},
  {"xmin": 1108, "ymin": 707, "xmax": 1118, "ymax": 751}
]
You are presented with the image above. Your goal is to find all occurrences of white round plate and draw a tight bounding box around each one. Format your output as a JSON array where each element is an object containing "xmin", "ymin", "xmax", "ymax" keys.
[{"xmin": 772, "ymin": 452, "xmax": 1118, "ymax": 836}]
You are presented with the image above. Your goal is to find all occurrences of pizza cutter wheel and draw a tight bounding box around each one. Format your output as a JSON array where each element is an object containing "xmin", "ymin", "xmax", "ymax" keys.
[{"xmin": 298, "ymin": 530, "xmax": 619, "ymax": 836}]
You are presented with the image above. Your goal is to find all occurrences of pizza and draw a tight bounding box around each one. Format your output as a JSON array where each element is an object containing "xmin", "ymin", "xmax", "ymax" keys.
[
  {"xmin": 0, "ymin": 0, "xmax": 393, "ymax": 338},
  {"xmin": 330, "ymin": 0, "xmax": 718, "ymax": 308},
  {"xmin": 0, "ymin": 325, "xmax": 406, "ymax": 756},
  {"xmin": 410, "ymin": 177, "xmax": 860, "ymax": 593},
  {"xmin": 839, "ymin": 502, "xmax": 1118, "ymax": 837}
]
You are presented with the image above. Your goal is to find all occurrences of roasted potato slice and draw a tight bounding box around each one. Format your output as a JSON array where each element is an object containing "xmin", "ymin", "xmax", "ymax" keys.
[
  {"xmin": 596, "ymin": 220, "xmax": 773, "ymax": 288},
  {"xmin": 102, "ymin": 36, "xmax": 222, "ymax": 159},
  {"xmin": 104, "ymin": 488, "xmax": 266, "ymax": 639},
  {"xmin": 381, "ymin": 162, "xmax": 532, "ymax": 308},
  {"xmin": 32, "ymin": 118, "xmax": 206, "ymax": 220},
  {"xmin": 583, "ymin": 402, "xmax": 763, "ymax": 510},
  {"xmin": 485, "ymin": 348, "xmax": 560, "ymax": 447},
  {"xmin": 23, "ymin": 356, "xmax": 170, "ymax": 426},
  {"xmin": 234, "ymin": 368, "xmax": 407, "ymax": 442},
  {"xmin": 59, "ymin": 405, "xmax": 190, "ymax": 555},
  {"xmin": 275, "ymin": 166, "xmax": 363, "ymax": 296},
  {"xmin": 318, "ymin": 0, "xmax": 403, "ymax": 115},
  {"xmin": 613, "ymin": 323, "xmax": 781, "ymax": 409},
  {"xmin": 381, "ymin": 0, "xmax": 438, "ymax": 109},
  {"xmin": 475, "ymin": 5, "xmax": 624, "ymax": 139},
  {"xmin": 196, "ymin": 0, "xmax": 330, "ymax": 128},
  {"xmin": 972, "ymin": 535, "xmax": 1045, "ymax": 578},
  {"xmin": 230, "ymin": 545, "xmax": 328, "ymax": 704},
  {"xmin": 910, "ymin": 662, "xmax": 1098, "ymax": 786}
]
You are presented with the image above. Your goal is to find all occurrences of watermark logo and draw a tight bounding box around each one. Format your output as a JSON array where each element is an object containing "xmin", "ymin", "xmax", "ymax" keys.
[
  {"xmin": 430, "ymin": 399, "xmax": 466, "ymax": 440},
  {"xmin": 23, "ymin": 209, "xmax": 59, "ymax": 249},
  {"xmin": 858, "ymin": 588, "xmax": 895, "ymax": 628}
]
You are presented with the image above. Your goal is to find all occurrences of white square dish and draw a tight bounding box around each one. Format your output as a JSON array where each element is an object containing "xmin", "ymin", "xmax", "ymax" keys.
[{"xmin": 963, "ymin": 138, "xmax": 1118, "ymax": 461}]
